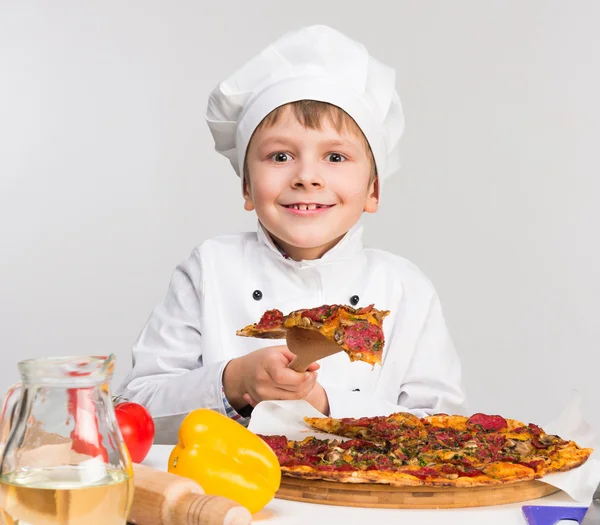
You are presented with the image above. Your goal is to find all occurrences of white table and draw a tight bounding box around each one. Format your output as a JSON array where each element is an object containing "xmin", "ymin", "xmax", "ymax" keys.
[{"xmin": 142, "ymin": 445, "xmax": 589, "ymax": 525}]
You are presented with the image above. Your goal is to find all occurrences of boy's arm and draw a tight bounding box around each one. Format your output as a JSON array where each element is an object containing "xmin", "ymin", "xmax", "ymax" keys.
[
  {"xmin": 322, "ymin": 291, "xmax": 468, "ymax": 418},
  {"xmin": 115, "ymin": 248, "xmax": 242, "ymax": 420},
  {"xmin": 394, "ymin": 290, "xmax": 467, "ymax": 415}
]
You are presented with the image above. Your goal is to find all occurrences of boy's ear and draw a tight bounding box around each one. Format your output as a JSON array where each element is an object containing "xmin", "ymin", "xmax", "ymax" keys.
[
  {"xmin": 364, "ymin": 177, "xmax": 379, "ymax": 213},
  {"xmin": 243, "ymin": 177, "xmax": 255, "ymax": 211}
]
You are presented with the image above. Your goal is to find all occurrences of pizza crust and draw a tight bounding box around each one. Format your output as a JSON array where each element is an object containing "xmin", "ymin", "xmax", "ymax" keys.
[{"xmin": 282, "ymin": 465, "xmax": 505, "ymax": 487}]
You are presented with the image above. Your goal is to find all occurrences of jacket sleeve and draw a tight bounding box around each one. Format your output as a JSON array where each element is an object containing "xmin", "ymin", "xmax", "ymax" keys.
[
  {"xmin": 115, "ymin": 248, "xmax": 229, "ymax": 418},
  {"xmin": 324, "ymin": 291, "xmax": 468, "ymax": 419},
  {"xmin": 394, "ymin": 291, "xmax": 468, "ymax": 415}
]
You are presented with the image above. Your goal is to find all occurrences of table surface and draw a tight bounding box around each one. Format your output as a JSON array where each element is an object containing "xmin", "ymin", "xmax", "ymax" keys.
[{"xmin": 142, "ymin": 445, "xmax": 589, "ymax": 525}]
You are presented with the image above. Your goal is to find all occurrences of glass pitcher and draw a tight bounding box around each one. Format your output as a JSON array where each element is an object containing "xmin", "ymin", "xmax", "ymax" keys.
[{"xmin": 0, "ymin": 355, "xmax": 133, "ymax": 525}]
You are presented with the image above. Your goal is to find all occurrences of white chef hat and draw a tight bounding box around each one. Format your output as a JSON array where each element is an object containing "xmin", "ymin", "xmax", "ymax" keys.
[{"xmin": 206, "ymin": 25, "xmax": 405, "ymax": 185}]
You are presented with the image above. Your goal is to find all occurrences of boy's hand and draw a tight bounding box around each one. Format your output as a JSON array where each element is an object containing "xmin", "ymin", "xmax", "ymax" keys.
[
  {"xmin": 243, "ymin": 373, "xmax": 330, "ymax": 416},
  {"xmin": 223, "ymin": 345, "xmax": 323, "ymax": 411}
]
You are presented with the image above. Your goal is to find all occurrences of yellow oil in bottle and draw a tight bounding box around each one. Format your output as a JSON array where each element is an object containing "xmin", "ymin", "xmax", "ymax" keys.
[{"xmin": 0, "ymin": 465, "xmax": 132, "ymax": 525}]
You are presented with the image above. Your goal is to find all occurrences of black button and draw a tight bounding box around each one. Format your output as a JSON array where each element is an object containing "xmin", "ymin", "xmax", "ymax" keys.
[
  {"xmin": 350, "ymin": 295, "xmax": 359, "ymax": 306},
  {"xmin": 252, "ymin": 290, "xmax": 263, "ymax": 301}
]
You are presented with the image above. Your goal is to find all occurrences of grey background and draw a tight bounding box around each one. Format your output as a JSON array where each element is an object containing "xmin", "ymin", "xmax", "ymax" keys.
[{"xmin": 1, "ymin": 1, "xmax": 598, "ymax": 432}]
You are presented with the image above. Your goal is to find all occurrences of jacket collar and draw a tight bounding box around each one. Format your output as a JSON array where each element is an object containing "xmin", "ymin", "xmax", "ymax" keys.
[{"xmin": 256, "ymin": 220, "xmax": 364, "ymax": 268}]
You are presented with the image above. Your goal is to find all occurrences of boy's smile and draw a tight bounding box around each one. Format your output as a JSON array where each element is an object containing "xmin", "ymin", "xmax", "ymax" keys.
[
  {"xmin": 281, "ymin": 202, "xmax": 335, "ymax": 214},
  {"xmin": 244, "ymin": 104, "xmax": 379, "ymax": 261}
]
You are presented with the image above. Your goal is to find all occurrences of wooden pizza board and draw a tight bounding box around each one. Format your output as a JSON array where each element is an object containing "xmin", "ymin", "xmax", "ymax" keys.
[
  {"xmin": 286, "ymin": 327, "xmax": 343, "ymax": 372},
  {"xmin": 276, "ymin": 476, "xmax": 560, "ymax": 509}
]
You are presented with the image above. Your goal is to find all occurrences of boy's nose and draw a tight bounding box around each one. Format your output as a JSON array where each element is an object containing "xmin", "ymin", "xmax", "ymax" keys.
[{"xmin": 291, "ymin": 165, "xmax": 324, "ymax": 189}]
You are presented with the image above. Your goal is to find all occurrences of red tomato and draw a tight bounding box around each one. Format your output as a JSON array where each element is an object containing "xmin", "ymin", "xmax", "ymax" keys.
[{"xmin": 115, "ymin": 402, "xmax": 155, "ymax": 463}]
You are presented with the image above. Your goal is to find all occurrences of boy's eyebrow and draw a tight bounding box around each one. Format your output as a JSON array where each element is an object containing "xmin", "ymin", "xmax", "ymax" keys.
[
  {"xmin": 321, "ymin": 139, "xmax": 356, "ymax": 149},
  {"xmin": 258, "ymin": 137, "xmax": 294, "ymax": 148}
]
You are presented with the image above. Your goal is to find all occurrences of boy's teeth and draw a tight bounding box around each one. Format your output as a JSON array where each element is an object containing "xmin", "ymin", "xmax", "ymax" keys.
[{"xmin": 287, "ymin": 203, "xmax": 330, "ymax": 210}]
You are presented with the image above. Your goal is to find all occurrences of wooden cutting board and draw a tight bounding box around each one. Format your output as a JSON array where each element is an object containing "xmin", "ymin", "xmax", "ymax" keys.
[{"xmin": 276, "ymin": 477, "xmax": 559, "ymax": 509}]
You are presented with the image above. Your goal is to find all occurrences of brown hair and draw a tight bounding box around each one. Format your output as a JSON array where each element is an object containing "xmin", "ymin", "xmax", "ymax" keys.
[{"xmin": 243, "ymin": 100, "xmax": 377, "ymax": 183}]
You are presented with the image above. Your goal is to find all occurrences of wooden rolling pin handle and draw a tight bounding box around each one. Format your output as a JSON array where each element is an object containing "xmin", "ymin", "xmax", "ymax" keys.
[
  {"xmin": 130, "ymin": 463, "xmax": 252, "ymax": 525},
  {"xmin": 174, "ymin": 492, "xmax": 253, "ymax": 525}
]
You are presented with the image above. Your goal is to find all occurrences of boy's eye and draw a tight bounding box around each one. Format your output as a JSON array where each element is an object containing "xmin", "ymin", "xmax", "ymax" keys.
[
  {"xmin": 271, "ymin": 152, "xmax": 290, "ymax": 162},
  {"xmin": 326, "ymin": 153, "xmax": 346, "ymax": 163}
]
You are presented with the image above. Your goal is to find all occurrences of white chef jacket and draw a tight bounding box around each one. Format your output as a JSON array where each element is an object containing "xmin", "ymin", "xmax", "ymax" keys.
[{"xmin": 116, "ymin": 222, "xmax": 468, "ymax": 420}]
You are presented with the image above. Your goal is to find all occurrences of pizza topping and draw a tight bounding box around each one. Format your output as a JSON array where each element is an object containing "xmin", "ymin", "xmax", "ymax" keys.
[
  {"xmin": 324, "ymin": 449, "xmax": 344, "ymax": 463},
  {"xmin": 334, "ymin": 463, "xmax": 358, "ymax": 472},
  {"xmin": 316, "ymin": 460, "xmax": 358, "ymax": 472},
  {"xmin": 338, "ymin": 439, "xmax": 378, "ymax": 451},
  {"xmin": 531, "ymin": 436, "xmax": 552, "ymax": 450},
  {"xmin": 448, "ymin": 455, "xmax": 478, "ymax": 468},
  {"xmin": 258, "ymin": 435, "xmax": 288, "ymax": 451},
  {"xmin": 485, "ymin": 433, "xmax": 507, "ymax": 449},
  {"xmin": 505, "ymin": 438, "xmax": 534, "ymax": 457},
  {"xmin": 315, "ymin": 464, "xmax": 337, "ymax": 472},
  {"xmin": 343, "ymin": 322, "xmax": 384, "ymax": 353},
  {"xmin": 277, "ymin": 455, "xmax": 295, "ymax": 466},
  {"xmin": 390, "ymin": 448, "xmax": 408, "ymax": 462},
  {"xmin": 463, "ymin": 439, "xmax": 478, "ymax": 452},
  {"xmin": 405, "ymin": 467, "xmax": 439, "ymax": 480},
  {"xmin": 367, "ymin": 455, "xmax": 394, "ymax": 470},
  {"xmin": 302, "ymin": 305, "xmax": 339, "ymax": 322},
  {"xmin": 518, "ymin": 459, "xmax": 546, "ymax": 472},
  {"xmin": 355, "ymin": 304, "xmax": 374, "ymax": 314},
  {"xmin": 256, "ymin": 309, "xmax": 284, "ymax": 329},
  {"xmin": 432, "ymin": 430, "xmax": 466, "ymax": 449},
  {"xmin": 295, "ymin": 437, "xmax": 330, "ymax": 455},
  {"xmin": 358, "ymin": 451, "xmax": 382, "ymax": 463},
  {"xmin": 372, "ymin": 421, "xmax": 402, "ymax": 439},
  {"xmin": 440, "ymin": 464, "xmax": 482, "ymax": 478},
  {"xmin": 466, "ymin": 413, "xmax": 508, "ymax": 432},
  {"xmin": 340, "ymin": 416, "xmax": 373, "ymax": 428}
]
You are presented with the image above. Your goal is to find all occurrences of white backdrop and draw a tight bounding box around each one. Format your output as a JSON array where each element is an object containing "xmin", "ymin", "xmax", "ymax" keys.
[{"xmin": 1, "ymin": 1, "xmax": 599, "ymax": 433}]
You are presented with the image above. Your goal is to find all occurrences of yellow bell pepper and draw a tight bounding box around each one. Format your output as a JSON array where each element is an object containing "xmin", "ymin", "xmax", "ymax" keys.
[{"xmin": 168, "ymin": 408, "xmax": 281, "ymax": 514}]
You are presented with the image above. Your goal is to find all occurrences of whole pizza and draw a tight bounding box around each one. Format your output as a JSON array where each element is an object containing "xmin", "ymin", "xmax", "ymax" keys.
[{"xmin": 258, "ymin": 412, "xmax": 593, "ymax": 487}]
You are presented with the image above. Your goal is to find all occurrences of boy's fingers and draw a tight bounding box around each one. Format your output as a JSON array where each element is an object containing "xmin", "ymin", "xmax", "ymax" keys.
[
  {"xmin": 243, "ymin": 393, "xmax": 257, "ymax": 407},
  {"xmin": 264, "ymin": 376, "xmax": 316, "ymax": 393},
  {"xmin": 265, "ymin": 344, "xmax": 297, "ymax": 364},
  {"xmin": 257, "ymin": 379, "xmax": 316, "ymax": 397},
  {"xmin": 279, "ymin": 348, "xmax": 296, "ymax": 363},
  {"xmin": 267, "ymin": 365, "xmax": 316, "ymax": 387},
  {"xmin": 306, "ymin": 362, "xmax": 320, "ymax": 372}
]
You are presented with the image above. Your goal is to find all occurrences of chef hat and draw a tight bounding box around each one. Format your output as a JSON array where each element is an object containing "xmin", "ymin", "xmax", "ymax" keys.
[{"xmin": 206, "ymin": 25, "xmax": 405, "ymax": 185}]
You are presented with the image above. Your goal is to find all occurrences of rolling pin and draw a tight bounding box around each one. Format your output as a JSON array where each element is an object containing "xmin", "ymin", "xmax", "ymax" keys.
[{"xmin": 129, "ymin": 463, "xmax": 252, "ymax": 525}]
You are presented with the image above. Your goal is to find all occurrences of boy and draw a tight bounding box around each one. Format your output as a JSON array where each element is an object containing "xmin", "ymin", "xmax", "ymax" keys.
[{"xmin": 117, "ymin": 25, "xmax": 467, "ymax": 426}]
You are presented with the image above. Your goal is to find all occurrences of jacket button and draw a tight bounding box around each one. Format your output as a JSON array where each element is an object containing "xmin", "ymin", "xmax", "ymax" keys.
[
  {"xmin": 252, "ymin": 290, "xmax": 263, "ymax": 301},
  {"xmin": 350, "ymin": 295, "xmax": 359, "ymax": 306}
]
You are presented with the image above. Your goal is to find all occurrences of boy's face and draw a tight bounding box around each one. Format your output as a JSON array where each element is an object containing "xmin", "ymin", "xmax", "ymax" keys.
[{"xmin": 244, "ymin": 105, "xmax": 378, "ymax": 261}]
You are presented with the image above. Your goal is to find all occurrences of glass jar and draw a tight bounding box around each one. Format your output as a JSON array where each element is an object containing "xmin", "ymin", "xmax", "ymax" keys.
[{"xmin": 0, "ymin": 355, "xmax": 133, "ymax": 524}]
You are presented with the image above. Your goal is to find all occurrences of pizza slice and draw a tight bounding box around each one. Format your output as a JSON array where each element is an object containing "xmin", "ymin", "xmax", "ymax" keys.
[
  {"xmin": 237, "ymin": 303, "xmax": 390, "ymax": 366},
  {"xmin": 303, "ymin": 412, "xmax": 427, "ymax": 443}
]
